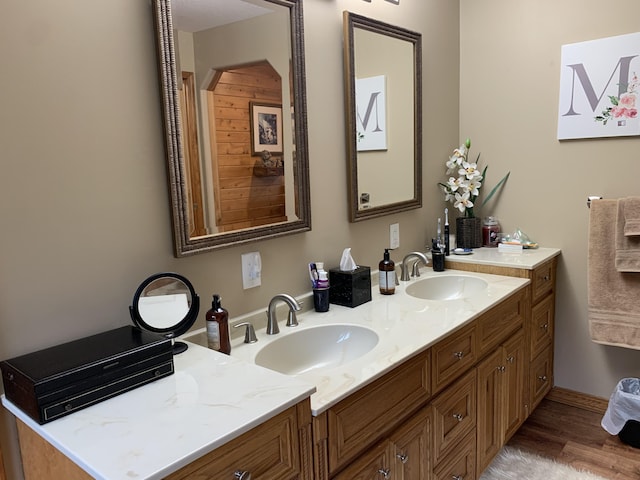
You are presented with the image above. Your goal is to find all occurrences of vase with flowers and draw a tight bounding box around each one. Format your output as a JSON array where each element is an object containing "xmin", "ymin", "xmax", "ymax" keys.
[{"xmin": 438, "ymin": 138, "xmax": 510, "ymax": 249}]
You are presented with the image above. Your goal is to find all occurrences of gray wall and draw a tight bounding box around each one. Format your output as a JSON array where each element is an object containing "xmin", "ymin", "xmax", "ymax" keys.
[
  {"xmin": 0, "ymin": 0, "xmax": 458, "ymax": 477},
  {"xmin": 460, "ymin": 0, "xmax": 640, "ymax": 398}
]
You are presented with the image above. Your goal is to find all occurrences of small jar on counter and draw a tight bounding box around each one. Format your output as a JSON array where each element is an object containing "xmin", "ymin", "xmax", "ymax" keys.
[{"xmin": 482, "ymin": 216, "xmax": 501, "ymax": 248}]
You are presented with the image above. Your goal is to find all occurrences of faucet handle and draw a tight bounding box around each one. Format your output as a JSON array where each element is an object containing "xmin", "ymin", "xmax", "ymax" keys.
[
  {"xmin": 286, "ymin": 310, "xmax": 299, "ymax": 327},
  {"xmin": 234, "ymin": 322, "xmax": 258, "ymax": 343}
]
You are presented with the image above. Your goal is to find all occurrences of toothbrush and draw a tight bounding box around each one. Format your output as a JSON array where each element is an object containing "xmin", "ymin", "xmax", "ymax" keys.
[
  {"xmin": 437, "ymin": 218, "xmax": 442, "ymax": 249},
  {"xmin": 308, "ymin": 263, "xmax": 318, "ymax": 288},
  {"xmin": 444, "ymin": 208, "xmax": 450, "ymax": 255}
]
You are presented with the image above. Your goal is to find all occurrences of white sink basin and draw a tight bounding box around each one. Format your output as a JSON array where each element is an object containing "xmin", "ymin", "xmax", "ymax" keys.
[
  {"xmin": 254, "ymin": 324, "xmax": 379, "ymax": 375},
  {"xmin": 405, "ymin": 275, "xmax": 488, "ymax": 301}
]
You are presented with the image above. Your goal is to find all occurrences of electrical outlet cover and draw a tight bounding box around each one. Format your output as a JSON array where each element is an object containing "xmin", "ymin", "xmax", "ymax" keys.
[{"xmin": 242, "ymin": 252, "xmax": 262, "ymax": 289}]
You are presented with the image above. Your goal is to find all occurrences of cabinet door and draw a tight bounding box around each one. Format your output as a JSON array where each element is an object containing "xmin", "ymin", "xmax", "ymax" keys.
[
  {"xmin": 503, "ymin": 330, "xmax": 526, "ymax": 441},
  {"xmin": 390, "ymin": 406, "xmax": 432, "ymax": 480},
  {"xmin": 166, "ymin": 406, "xmax": 301, "ymax": 480},
  {"xmin": 476, "ymin": 348, "xmax": 504, "ymax": 474},
  {"xmin": 332, "ymin": 441, "xmax": 394, "ymax": 480}
]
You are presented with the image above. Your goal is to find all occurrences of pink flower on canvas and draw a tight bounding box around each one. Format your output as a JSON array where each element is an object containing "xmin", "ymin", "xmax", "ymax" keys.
[
  {"xmin": 629, "ymin": 108, "xmax": 638, "ymax": 119},
  {"xmin": 619, "ymin": 92, "xmax": 636, "ymax": 108},
  {"xmin": 611, "ymin": 106, "xmax": 627, "ymax": 118}
]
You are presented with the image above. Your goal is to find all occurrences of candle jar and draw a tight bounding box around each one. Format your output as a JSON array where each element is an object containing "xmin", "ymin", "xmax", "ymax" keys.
[{"xmin": 482, "ymin": 216, "xmax": 501, "ymax": 247}]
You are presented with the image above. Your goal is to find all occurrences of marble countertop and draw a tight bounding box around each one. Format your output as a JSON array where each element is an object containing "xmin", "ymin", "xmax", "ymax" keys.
[
  {"xmin": 226, "ymin": 267, "xmax": 532, "ymax": 415},
  {"xmin": 444, "ymin": 246, "xmax": 561, "ymax": 269},
  {"xmin": 2, "ymin": 343, "xmax": 315, "ymax": 480}
]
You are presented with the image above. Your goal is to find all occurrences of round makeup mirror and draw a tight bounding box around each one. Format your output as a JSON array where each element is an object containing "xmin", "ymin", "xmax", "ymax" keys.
[{"xmin": 129, "ymin": 272, "xmax": 200, "ymax": 354}]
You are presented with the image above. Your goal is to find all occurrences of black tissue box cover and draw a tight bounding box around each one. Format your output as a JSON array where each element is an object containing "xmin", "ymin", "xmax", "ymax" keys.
[
  {"xmin": 329, "ymin": 266, "xmax": 372, "ymax": 307},
  {"xmin": 0, "ymin": 326, "xmax": 174, "ymax": 424}
]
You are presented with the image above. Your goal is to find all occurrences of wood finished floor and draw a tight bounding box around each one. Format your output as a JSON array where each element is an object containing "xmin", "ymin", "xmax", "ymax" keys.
[{"xmin": 506, "ymin": 398, "xmax": 640, "ymax": 479}]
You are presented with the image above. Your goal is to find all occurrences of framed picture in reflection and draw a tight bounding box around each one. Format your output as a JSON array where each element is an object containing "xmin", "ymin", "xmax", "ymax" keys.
[{"xmin": 250, "ymin": 102, "xmax": 283, "ymax": 155}]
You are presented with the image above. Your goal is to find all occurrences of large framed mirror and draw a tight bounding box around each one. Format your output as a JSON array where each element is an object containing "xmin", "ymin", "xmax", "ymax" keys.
[
  {"xmin": 343, "ymin": 12, "xmax": 422, "ymax": 222},
  {"xmin": 152, "ymin": 0, "xmax": 311, "ymax": 256}
]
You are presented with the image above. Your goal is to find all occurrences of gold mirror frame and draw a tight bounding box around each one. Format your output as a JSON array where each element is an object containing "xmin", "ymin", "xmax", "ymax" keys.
[
  {"xmin": 152, "ymin": 0, "xmax": 311, "ymax": 256},
  {"xmin": 343, "ymin": 12, "xmax": 422, "ymax": 222}
]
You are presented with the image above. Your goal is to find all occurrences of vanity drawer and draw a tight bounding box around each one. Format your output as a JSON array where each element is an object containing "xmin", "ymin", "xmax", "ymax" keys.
[
  {"xmin": 476, "ymin": 288, "xmax": 526, "ymax": 356},
  {"xmin": 530, "ymin": 346, "xmax": 553, "ymax": 412},
  {"xmin": 327, "ymin": 349, "xmax": 431, "ymax": 475},
  {"xmin": 432, "ymin": 323, "xmax": 477, "ymax": 394},
  {"xmin": 532, "ymin": 259, "xmax": 555, "ymax": 304},
  {"xmin": 432, "ymin": 429, "xmax": 476, "ymax": 480},
  {"xmin": 530, "ymin": 294, "xmax": 554, "ymax": 359},
  {"xmin": 165, "ymin": 403, "xmax": 304, "ymax": 480},
  {"xmin": 431, "ymin": 369, "xmax": 477, "ymax": 464}
]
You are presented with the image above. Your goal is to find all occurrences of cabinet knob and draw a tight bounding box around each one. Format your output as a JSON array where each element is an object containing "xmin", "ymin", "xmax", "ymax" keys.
[
  {"xmin": 540, "ymin": 323, "xmax": 549, "ymax": 330},
  {"xmin": 378, "ymin": 468, "xmax": 391, "ymax": 479},
  {"xmin": 452, "ymin": 413, "xmax": 464, "ymax": 422},
  {"xmin": 497, "ymin": 365, "xmax": 506, "ymax": 372},
  {"xmin": 234, "ymin": 471, "xmax": 251, "ymax": 480},
  {"xmin": 506, "ymin": 355, "xmax": 515, "ymax": 364},
  {"xmin": 538, "ymin": 375, "xmax": 548, "ymax": 382},
  {"xmin": 397, "ymin": 452, "xmax": 409, "ymax": 463},
  {"xmin": 453, "ymin": 351, "xmax": 464, "ymax": 359},
  {"xmin": 452, "ymin": 475, "xmax": 464, "ymax": 480}
]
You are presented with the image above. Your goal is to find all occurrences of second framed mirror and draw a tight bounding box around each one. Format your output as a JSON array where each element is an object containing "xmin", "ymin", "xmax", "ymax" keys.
[{"xmin": 343, "ymin": 12, "xmax": 422, "ymax": 222}]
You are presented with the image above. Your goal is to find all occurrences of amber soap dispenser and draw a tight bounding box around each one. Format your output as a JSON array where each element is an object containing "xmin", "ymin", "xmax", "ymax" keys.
[
  {"xmin": 379, "ymin": 249, "xmax": 396, "ymax": 295},
  {"xmin": 206, "ymin": 294, "xmax": 231, "ymax": 354}
]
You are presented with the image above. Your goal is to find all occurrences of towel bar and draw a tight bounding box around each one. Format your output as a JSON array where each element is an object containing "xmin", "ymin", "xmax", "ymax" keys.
[{"xmin": 587, "ymin": 196, "xmax": 603, "ymax": 208}]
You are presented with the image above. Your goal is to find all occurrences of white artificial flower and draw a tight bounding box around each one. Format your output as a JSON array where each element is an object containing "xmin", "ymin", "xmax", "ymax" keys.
[{"xmin": 454, "ymin": 191, "xmax": 473, "ymax": 213}]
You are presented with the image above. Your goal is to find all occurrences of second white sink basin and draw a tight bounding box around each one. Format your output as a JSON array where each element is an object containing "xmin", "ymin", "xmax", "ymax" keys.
[
  {"xmin": 254, "ymin": 324, "xmax": 379, "ymax": 375},
  {"xmin": 405, "ymin": 274, "xmax": 488, "ymax": 301}
]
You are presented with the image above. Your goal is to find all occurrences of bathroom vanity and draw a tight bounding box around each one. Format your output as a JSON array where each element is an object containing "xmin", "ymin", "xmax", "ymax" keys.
[{"xmin": 3, "ymin": 248, "xmax": 559, "ymax": 480}]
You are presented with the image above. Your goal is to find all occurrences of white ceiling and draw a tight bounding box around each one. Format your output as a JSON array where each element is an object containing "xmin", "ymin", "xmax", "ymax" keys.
[{"xmin": 172, "ymin": 0, "xmax": 273, "ymax": 33}]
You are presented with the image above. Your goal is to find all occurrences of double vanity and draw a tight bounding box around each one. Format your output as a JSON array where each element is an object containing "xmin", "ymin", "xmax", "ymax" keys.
[{"xmin": 3, "ymin": 247, "xmax": 559, "ymax": 480}]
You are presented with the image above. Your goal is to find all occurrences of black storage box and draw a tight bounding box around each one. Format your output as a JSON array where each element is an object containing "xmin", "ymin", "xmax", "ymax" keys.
[
  {"xmin": 329, "ymin": 266, "xmax": 372, "ymax": 307},
  {"xmin": 0, "ymin": 326, "xmax": 174, "ymax": 424}
]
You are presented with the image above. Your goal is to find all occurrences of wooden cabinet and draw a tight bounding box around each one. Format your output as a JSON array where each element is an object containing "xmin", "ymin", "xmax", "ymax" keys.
[
  {"xmin": 319, "ymin": 349, "xmax": 431, "ymax": 476},
  {"xmin": 16, "ymin": 400, "xmax": 313, "ymax": 480},
  {"xmin": 0, "ymin": 441, "xmax": 6, "ymax": 480},
  {"xmin": 166, "ymin": 400, "xmax": 313, "ymax": 480},
  {"xmin": 332, "ymin": 406, "xmax": 432, "ymax": 480},
  {"xmin": 476, "ymin": 329, "xmax": 526, "ymax": 473}
]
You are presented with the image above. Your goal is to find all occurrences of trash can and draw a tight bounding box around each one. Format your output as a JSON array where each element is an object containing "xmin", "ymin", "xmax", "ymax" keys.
[{"xmin": 602, "ymin": 378, "xmax": 640, "ymax": 448}]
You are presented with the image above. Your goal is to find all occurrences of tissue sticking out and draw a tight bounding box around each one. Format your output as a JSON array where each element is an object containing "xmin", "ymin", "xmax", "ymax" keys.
[{"xmin": 340, "ymin": 247, "xmax": 358, "ymax": 272}]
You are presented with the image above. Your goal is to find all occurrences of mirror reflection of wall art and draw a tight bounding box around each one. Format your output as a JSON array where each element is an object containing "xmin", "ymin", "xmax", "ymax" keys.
[
  {"xmin": 356, "ymin": 75, "xmax": 387, "ymax": 151},
  {"xmin": 557, "ymin": 32, "xmax": 640, "ymax": 140},
  {"xmin": 251, "ymin": 102, "xmax": 283, "ymax": 155}
]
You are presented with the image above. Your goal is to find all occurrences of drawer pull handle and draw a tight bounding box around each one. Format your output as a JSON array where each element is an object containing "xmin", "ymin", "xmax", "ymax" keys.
[
  {"xmin": 378, "ymin": 468, "xmax": 391, "ymax": 479},
  {"xmin": 497, "ymin": 365, "xmax": 506, "ymax": 372},
  {"xmin": 540, "ymin": 323, "xmax": 549, "ymax": 330},
  {"xmin": 507, "ymin": 356, "xmax": 515, "ymax": 364},
  {"xmin": 234, "ymin": 471, "xmax": 251, "ymax": 480},
  {"xmin": 453, "ymin": 413, "xmax": 464, "ymax": 422},
  {"xmin": 538, "ymin": 375, "xmax": 547, "ymax": 382},
  {"xmin": 397, "ymin": 453, "xmax": 409, "ymax": 463},
  {"xmin": 452, "ymin": 475, "xmax": 464, "ymax": 480},
  {"xmin": 453, "ymin": 351, "xmax": 464, "ymax": 359}
]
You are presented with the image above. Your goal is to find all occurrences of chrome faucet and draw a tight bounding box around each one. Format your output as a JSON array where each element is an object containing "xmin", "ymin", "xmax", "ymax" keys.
[
  {"xmin": 266, "ymin": 293, "xmax": 301, "ymax": 335},
  {"xmin": 400, "ymin": 252, "xmax": 429, "ymax": 281}
]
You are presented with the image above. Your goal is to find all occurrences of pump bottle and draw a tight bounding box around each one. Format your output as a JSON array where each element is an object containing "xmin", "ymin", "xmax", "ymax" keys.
[
  {"xmin": 206, "ymin": 294, "xmax": 231, "ymax": 354},
  {"xmin": 379, "ymin": 249, "xmax": 396, "ymax": 295}
]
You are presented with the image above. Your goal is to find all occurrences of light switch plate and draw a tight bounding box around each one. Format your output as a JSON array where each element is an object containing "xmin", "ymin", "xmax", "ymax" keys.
[
  {"xmin": 390, "ymin": 223, "xmax": 400, "ymax": 249},
  {"xmin": 241, "ymin": 252, "xmax": 262, "ymax": 289}
]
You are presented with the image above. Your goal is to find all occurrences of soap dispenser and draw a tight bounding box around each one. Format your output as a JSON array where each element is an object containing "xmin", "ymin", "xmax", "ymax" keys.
[
  {"xmin": 379, "ymin": 249, "xmax": 396, "ymax": 295},
  {"xmin": 206, "ymin": 294, "xmax": 231, "ymax": 354}
]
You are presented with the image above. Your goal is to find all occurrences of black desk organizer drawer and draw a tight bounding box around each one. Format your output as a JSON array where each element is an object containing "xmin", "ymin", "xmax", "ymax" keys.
[{"xmin": 1, "ymin": 326, "xmax": 174, "ymax": 424}]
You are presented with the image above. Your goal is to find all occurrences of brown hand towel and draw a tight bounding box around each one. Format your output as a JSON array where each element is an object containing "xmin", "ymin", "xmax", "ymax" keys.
[
  {"xmin": 589, "ymin": 199, "xmax": 640, "ymax": 349},
  {"xmin": 622, "ymin": 197, "xmax": 640, "ymax": 236},
  {"xmin": 615, "ymin": 198, "xmax": 640, "ymax": 272}
]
